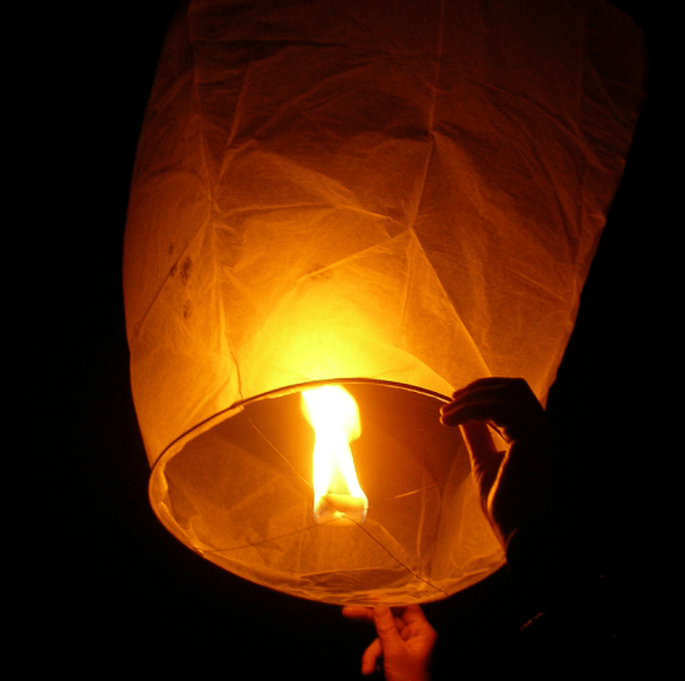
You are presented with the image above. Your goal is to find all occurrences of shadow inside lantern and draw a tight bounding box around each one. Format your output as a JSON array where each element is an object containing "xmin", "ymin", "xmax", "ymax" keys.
[{"xmin": 153, "ymin": 380, "xmax": 504, "ymax": 605}]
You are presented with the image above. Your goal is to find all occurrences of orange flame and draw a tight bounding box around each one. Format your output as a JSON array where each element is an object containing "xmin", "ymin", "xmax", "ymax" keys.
[{"xmin": 301, "ymin": 385, "xmax": 368, "ymax": 525}]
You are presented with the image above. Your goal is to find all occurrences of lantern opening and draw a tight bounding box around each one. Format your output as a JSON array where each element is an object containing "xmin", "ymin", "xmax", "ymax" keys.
[
  {"xmin": 148, "ymin": 379, "xmax": 505, "ymax": 605},
  {"xmin": 301, "ymin": 385, "xmax": 368, "ymax": 526}
]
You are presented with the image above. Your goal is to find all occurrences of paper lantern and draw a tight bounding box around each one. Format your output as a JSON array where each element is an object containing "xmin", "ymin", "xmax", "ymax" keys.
[{"xmin": 124, "ymin": 0, "xmax": 644, "ymax": 605}]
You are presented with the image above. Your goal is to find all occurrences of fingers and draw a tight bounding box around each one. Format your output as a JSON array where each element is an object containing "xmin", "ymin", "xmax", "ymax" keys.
[
  {"xmin": 373, "ymin": 604, "xmax": 404, "ymax": 660},
  {"xmin": 342, "ymin": 606, "xmax": 375, "ymax": 623},
  {"xmin": 342, "ymin": 604, "xmax": 391, "ymax": 675},
  {"xmin": 440, "ymin": 377, "xmax": 545, "ymax": 442},
  {"xmin": 361, "ymin": 637, "xmax": 383, "ymax": 676},
  {"xmin": 342, "ymin": 605, "xmax": 407, "ymax": 626},
  {"xmin": 397, "ymin": 603, "xmax": 428, "ymax": 626},
  {"xmin": 440, "ymin": 377, "xmax": 521, "ymax": 427},
  {"xmin": 397, "ymin": 604, "xmax": 438, "ymax": 649},
  {"xmin": 357, "ymin": 606, "xmax": 403, "ymax": 676},
  {"xmin": 447, "ymin": 376, "xmax": 529, "ymax": 401},
  {"xmin": 343, "ymin": 604, "xmax": 427, "ymax": 629},
  {"xmin": 346, "ymin": 604, "xmax": 437, "ymax": 679}
]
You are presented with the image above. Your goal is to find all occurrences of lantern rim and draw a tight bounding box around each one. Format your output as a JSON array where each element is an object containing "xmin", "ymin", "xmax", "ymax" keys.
[{"xmin": 154, "ymin": 377, "xmax": 454, "ymax": 467}]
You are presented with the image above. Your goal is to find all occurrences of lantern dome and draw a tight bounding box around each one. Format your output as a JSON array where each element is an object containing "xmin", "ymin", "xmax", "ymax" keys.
[{"xmin": 124, "ymin": 0, "xmax": 645, "ymax": 604}]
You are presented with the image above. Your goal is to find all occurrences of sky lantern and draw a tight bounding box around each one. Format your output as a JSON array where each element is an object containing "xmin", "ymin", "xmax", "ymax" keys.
[{"xmin": 124, "ymin": 0, "xmax": 645, "ymax": 605}]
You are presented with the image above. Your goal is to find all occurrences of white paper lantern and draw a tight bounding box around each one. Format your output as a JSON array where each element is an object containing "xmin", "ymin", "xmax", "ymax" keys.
[{"xmin": 124, "ymin": 0, "xmax": 644, "ymax": 604}]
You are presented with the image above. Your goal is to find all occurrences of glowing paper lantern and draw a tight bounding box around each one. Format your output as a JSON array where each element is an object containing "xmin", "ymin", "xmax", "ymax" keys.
[{"xmin": 124, "ymin": 0, "xmax": 645, "ymax": 605}]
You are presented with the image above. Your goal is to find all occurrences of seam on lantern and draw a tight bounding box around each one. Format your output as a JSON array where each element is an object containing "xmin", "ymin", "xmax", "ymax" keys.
[
  {"xmin": 214, "ymin": 223, "xmax": 245, "ymax": 400},
  {"xmin": 293, "ymin": 226, "xmax": 409, "ymax": 285},
  {"xmin": 317, "ymin": 520, "xmax": 449, "ymax": 600},
  {"xmin": 216, "ymin": 244, "xmax": 244, "ymax": 401},
  {"xmin": 191, "ymin": 35, "xmax": 246, "ymax": 402},
  {"xmin": 379, "ymin": 486, "xmax": 438, "ymax": 503},
  {"xmin": 428, "ymin": 0, "xmax": 445, "ymax": 143},
  {"xmin": 399, "ymin": 234, "xmax": 492, "ymax": 383},
  {"xmin": 208, "ymin": 517, "xmax": 450, "ymax": 600},
  {"xmin": 415, "ymin": 472, "xmax": 428, "ymax": 569},
  {"xmin": 246, "ymin": 414, "xmax": 313, "ymax": 490},
  {"xmin": 395, "ymin": 7, "xmax": 496, "ymax": 392},
  {"xmin": 405, "ymin": 0, "xmax": 444, "ymax": 236},
  {"xmin": 222, "ymin": 66, "xmax": 252, "ymax": 154},
  {"xmin": 397, "ymin": 231, "xmax": 415, "ymax": 345}
]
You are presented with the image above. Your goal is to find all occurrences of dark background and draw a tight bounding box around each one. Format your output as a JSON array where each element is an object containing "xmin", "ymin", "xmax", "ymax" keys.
[{"xmin": 40, "ymin": 1, "xmax": 668, "ymax": 676}]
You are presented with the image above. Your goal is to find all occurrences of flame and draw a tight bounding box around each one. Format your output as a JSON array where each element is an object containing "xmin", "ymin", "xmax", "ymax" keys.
[{"xmin": 301, "ymin": 385, "xmax": 368, "ymax": 525}]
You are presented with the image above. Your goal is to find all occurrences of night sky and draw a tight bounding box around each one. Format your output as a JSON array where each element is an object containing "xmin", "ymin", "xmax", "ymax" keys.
[{"xmin": 43, "ymin": 1, "xmax": 667, "ymax": 676}]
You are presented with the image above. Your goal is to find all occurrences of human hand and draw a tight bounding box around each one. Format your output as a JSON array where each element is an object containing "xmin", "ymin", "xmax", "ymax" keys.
[
  {"xmin": 439, "ymin": 377, "xmax": 555, "ymax": 550},
  {"xmin": 342, "ymin": 604, "xmax": 437, "ymax": 681},
  {"xmin": 440, "ymin": 377, "xmax": 567, "ymax": 615}
]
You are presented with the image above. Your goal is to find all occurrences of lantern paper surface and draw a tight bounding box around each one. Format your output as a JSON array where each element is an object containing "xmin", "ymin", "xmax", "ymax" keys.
[{"xmin": 124, "ymin": 0, "xmax": 645, "ymax": 604}]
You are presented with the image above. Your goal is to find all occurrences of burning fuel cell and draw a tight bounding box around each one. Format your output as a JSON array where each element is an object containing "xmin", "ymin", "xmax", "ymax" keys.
[{"xmin": 301, "ymin": 385, "xmax": 368, "ymax": 526}]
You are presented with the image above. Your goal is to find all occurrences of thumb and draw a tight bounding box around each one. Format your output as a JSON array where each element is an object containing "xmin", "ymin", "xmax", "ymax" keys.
[
  {"xmin": 459, "ymin": 421, "xmax": 505, "ymax": 504},
  {"xmin": 373, "ymin": 605, "xmax": 403, "ymax": 655}
]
